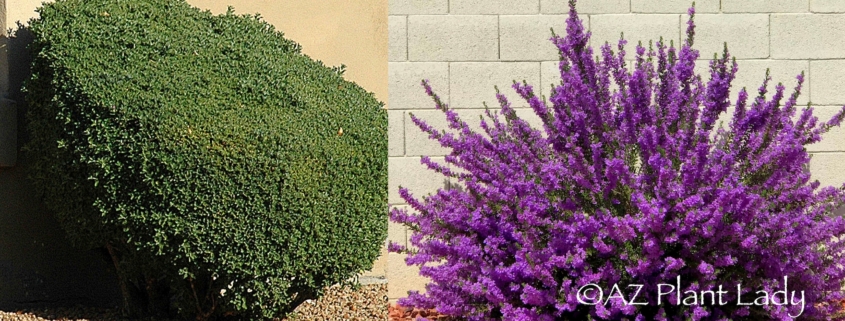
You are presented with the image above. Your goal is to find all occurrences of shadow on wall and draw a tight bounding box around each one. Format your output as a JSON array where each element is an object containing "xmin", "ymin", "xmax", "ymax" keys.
[{"xmin": 0, "ymin": 26, "xmax": 120, "ymax": 310}]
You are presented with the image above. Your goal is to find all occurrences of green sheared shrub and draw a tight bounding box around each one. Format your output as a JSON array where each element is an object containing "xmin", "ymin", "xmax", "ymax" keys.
[{"xmin": 23, "ymin": 0, "xmax": 387, "ymax": 319}]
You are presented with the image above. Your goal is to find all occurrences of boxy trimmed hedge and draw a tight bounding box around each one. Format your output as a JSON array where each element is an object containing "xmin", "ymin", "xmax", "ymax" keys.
[{"xmin": 23, "ymin": 0, "xmax": 387, "ymax": 319}]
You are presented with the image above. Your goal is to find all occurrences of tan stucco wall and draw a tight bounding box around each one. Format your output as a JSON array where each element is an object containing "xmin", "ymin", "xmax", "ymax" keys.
[
  {"xmin": 5, "ymin": 0, "xmax": 37, "ymax": 31},
  {"xmin": 1, "ymin": 0, "xmax": 389, "ymax": 308},
  {"xmin": 186, "ymin": 1, "xmax": 388, "ymax": 107},
  {"xmin": 5, "ymin": 0, "xmax": 387, "ymax": 105}
]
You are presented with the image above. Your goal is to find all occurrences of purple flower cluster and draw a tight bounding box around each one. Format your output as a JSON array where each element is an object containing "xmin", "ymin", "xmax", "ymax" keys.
[{"xmin": 389, "ymin": 1, "xmax": 845, "ymax": 320}]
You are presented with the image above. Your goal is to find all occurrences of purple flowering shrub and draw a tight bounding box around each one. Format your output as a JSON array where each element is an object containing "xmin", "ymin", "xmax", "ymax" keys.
[{"xmin": 389, "ymin": 1, "xmax": 845, "ymax": 320}]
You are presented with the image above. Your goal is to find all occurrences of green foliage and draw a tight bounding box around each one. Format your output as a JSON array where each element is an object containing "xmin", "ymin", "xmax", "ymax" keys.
[{"xmin": 23, "ymin": 0, "xmax": 387, "ymax": 319}]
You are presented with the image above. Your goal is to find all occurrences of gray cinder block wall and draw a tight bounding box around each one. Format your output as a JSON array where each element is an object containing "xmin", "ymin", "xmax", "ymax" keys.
[{"xmin": 387, "ymin": 0, "xmax": 845, "ymax": 300}]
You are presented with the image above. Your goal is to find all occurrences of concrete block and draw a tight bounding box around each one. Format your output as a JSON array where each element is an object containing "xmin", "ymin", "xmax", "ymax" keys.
[
  {"xmin": 771, "ymin": 14, "xmax": 845, "ymax": 59},
  {"xmin": 723, "ymin": 0, "xmax": 809, "ymax": 13},
  {"xmin": 408, "ymin": 15, "xmax": 499, "ymax": 61},
  {"xmin": 810, "ymin": 152, "xmax": 845, "ymax": 188},
  {"xmin": 694, "ymin": 59, "xmax": 809, "ymax": 106},
  {"xmin": 447, "ymin": 108, "xmax": 521, "ymax": 140},
  {"xmin": 388, "ymin": 110, "xmax": 405, "ymax": 156},
  {"xmin": 513, "ymin": 107, "xmax": 546, "ymax": 131},
  {"xmin": 387, "ymin": 252, "xmax": 428, "ymax": 299},
  {"xmin": 405, "ymin": 110, "xmax": 452, "ymax": 156},
  {"xmin": 390, "ymin": 0, "xmax": 449, "ymax": 14},
  {"xmin": 450, "ymin": 62, "xmax": 540, "ymax": 108},
  {"xmin": 500, "ymin": 15, "xmax": 570, "ymax": 61},
  {"xmin": 807, "ymin": 106, "xmax": 845, "ymax": 153},
  {"xmin": 589, "ymin": 14, "xmax": 680, "ymax": 52},
  {"xmin": 360, "ymin": 246, "xmax": 388, "ymax": 278},
  {"xmin": 387, "ymin": 205, "xmax": 411, "ymax": 248},
  {"xmin": 733, "ymin": 60, "xmax": 808, "ymax": 105},
  {"xmin": 0, "ymin": 99, "xmax": 16, "ymax": 167},
  {"xmin": 389, "ymin": 16, "xmax": 407, "ymax": 62},
  {"xmin": 810, "ymin": 60, "xmax": 845, "ymax": 105},
  {"xmin": 632, "ymin": 0, "xmax": 719, "ymax": 13},
  {"xmin": 388, "ymin": 62, "xmax": 449, "ymax": 110},
  {"xmin": 457, "ymin": 108, "xmax": 547, "ymax": 140},
  {"xmin": 7, "ymin": 0, "xmax": 42, "ymax": 28},
  {"xmin": 542, "ymin": 0, "xmax": 629, "ymax": 14},
  {"xmin": 694, "ymin": 14, "xmax": 769, "ymax": 59},
  {"xmin": 388, "ymin": 156, "xmax": 449, "ymax": 204},
  {"xmin": 812, "ymin": 0, "xmax": 845, "ymax": 13},
  {"xmin": 453, "ymin": 108, "xmax": 492, "ymax": 134},
  {"xmin": 541, "ymin": 60, "xmax": 561, "ymax": 102},
  {"xmin": 451, "ymin": 0, "xmax": 540, "ymax": 14},
  {"xmin": 361, "ymin": 205, "xmax": 412, "ymax": 280}
]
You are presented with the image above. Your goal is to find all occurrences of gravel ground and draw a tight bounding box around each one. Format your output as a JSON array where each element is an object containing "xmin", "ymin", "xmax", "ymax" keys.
[
  {"xmin": 0, "ymin": 306, "xmax": 170, "ymax": 321},
  {"xmin": 0, "ymin": 283, "xmax": 388, "ymax": 321},
  {"xmin": 285, "ymin": 283, "xmax": 388, "ymax": 321}
]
